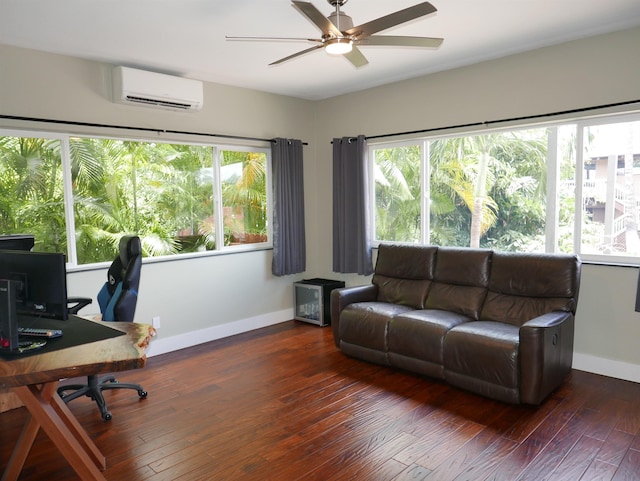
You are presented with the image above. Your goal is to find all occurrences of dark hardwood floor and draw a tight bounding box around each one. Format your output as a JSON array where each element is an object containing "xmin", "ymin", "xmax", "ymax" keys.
[{"xmin": 2, "ymin": 321, "xmax": 640, "ymax": 481}]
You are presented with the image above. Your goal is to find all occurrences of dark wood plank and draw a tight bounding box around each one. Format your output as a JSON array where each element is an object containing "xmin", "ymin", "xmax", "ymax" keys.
[
  {"xmin": 546, "ymin": 434, "xmax": 603, "ymax": 481},
  {"xmin": 579, "ymin": 459, "xmax": 618, "ymax": 481},
  {"xmin": 1, "ymin": 321, "xmax": 640, "ymax": 481},
  {"xmin": 611, "ymin": 448, "xmax": 640, "ymax": 481}
]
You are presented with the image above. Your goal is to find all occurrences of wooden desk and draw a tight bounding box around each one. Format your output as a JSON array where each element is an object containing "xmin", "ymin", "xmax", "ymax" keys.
[{"xmin": 0, "ymin": 317, "xmax": 154, "ymax": 481}]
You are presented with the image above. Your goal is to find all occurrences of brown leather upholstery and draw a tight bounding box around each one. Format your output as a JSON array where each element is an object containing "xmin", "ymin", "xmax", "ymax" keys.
[
  {"xmin": 480, "ymin": 251, "xmax": 580, "ymax": 326},
  {"xmin": 330, "ymin": 244, "xmax": 581, "ymax": 405},
  {"xmin": 443, "ymin": 321, "xmax": 521, "ymax": 403},
  {"xmin": 388, "ymin": 309, "xmax": 470, "ymax": 379},
  {"xmin": 373, "ymin": 244, "xmax": 437, "ymax": 308},
  {"xmin": 425, "ymin": 247, "xmax": 492, "ymax": 320}
]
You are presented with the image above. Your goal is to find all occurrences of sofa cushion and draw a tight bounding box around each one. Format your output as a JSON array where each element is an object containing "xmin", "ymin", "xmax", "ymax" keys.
[
  {"xmin": 373, "ymin": 244, "xmax": 438, "ymax": 308},
  {"xmin": 387, "ymin": 309, "xmax": 472, "ymax": 378},
  {"xmin": 443, "ymin": 321, "xmax": 520, "ymax": 402},
  {"xmin": 373, "ymin": 276, "xmax": 433, "ymax": 310},
  {"xmin": 339, "ymin": 302, "xmax": 413, "ymax": 352},
  {"xmin": 389, "ymin": 309, "xmax": 472, "ymax": 365},
  {"xmin": 481, "ymin": 292, "xmax": 576, "ymax": 327},
  {"xmin": 425, "ymin": 247, "xmax": 492, "ymax": 319},
  {"xmin": 481, "ymin": 252, "xmax": 581, "ymax": 326}
]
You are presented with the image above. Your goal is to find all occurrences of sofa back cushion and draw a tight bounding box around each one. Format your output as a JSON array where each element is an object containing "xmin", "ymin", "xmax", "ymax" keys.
[
  {"xmin": 480, "ymin": 252, "xmax": 581, "ymax": 326},
  {"xmin": 425, "ymin": 247, "xmax": 492, "ymax": 320},
  {"xmin": 372, "ymin": 244, "xmax": 438, "ymax": 309}
]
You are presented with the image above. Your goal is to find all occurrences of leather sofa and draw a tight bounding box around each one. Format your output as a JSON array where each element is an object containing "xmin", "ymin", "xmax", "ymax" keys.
[{"xmin": 330, "ymin": 244, "xmax": 581, "ymax": 405}]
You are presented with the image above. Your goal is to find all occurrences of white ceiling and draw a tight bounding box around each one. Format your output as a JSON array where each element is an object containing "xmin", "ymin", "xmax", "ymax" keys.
[{"xmin": 2, "ymin": 0, "xmax": 640, "ymax": 101}]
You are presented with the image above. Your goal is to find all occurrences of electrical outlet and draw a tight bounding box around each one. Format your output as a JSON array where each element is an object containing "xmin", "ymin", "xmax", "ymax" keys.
[{"xmin": 152, "ymin": 316, "xmax": 161, "ymax": 329}]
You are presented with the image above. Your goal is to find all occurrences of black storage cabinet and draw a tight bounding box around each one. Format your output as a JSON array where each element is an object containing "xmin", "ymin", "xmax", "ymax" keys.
[{"xmin": 293, "ymin": 278, "xmax": 345, "ymax": 326}]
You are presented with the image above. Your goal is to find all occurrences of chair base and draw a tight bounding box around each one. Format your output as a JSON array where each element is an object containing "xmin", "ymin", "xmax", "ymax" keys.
[{"xmin": 57, "ymin": 374, "xmax": 147, "ymax": 421}]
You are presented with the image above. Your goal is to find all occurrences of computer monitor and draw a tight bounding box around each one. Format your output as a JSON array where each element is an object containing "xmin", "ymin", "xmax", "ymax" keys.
[
  {"xmin": 0, "ymin": 234, "xmax": 35, "ymax": 251},
  {"xmin": 0, "ymin": 250, "xmax": 68, "ymax": 320}
]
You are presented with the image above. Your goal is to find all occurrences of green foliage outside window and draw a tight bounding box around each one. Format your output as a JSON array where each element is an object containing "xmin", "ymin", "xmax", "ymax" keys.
[
  {"xmin": 221, "ymin": 150, "xmax": 268, "ymax": 245},
  {"xmin": 0, "ymin": 136, "xmax": 67, "ymax": 253},
  {"xmin": 0, "ymin": 134, "xmax": 269, "ymax": 264},
  {"xmin": 374, "ymin": 129, "xmax": 558, "ymax": 252},
  {"xmin": 373, "ymin": 119, "xmax": 640, "ymax": 260}
]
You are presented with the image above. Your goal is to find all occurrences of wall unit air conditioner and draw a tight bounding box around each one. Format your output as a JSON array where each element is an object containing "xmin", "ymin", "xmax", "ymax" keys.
[{"xmin": 112, "ymin": 66, "xmax": 204, "ymax": 111}]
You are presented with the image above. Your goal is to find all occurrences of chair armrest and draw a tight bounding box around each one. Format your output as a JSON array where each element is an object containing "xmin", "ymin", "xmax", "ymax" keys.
[
  {"xmin": 330, "ymin": 284, "xmax": 378, "ymax": 348},
  {"xmin": 519, "ymin": 311, "xmax": 575, "ymax": 404},
  {"xmin": 67, "ymin": 296, "xmax": 93, "ymax": 315}
]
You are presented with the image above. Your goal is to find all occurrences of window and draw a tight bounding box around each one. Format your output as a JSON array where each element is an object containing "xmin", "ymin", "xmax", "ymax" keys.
[
  {"xmin": 370, "ymin": 112, "xmax": 640, "ymax": 264},
  {"xmin": 575, "ymin": 117, "xmax": 640, "ymax": 261},
  {"xmin": 220, "ymin": 148, "xmax": 268, "ymax": 246},
  {"xmin": 0, "ymin": 131, "xmax": 271, "ymax": 266},
  {"xmin": 0, "ymin": 135, "xmax": 68, "ymax": 253}
]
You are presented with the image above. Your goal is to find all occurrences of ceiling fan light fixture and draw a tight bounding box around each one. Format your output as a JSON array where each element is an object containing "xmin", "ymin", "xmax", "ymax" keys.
[{"xmin": 325, "ymin": 37, "xmax": 353, "ymax": 55}]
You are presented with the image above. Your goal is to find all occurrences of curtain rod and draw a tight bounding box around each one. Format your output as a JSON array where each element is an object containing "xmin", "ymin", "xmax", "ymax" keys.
[
  {"xmin": 363, "ymin": 99, "xmax": 640, "ymax": 141},
  {"xmin": 0, "ymin": 114, "xmax": 308, "ymax": 145}
]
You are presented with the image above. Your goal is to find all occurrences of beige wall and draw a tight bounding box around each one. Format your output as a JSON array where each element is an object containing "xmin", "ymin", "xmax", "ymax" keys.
[
  {"xmin": 0, "ymin": 44, "xmax": 317, "ymax": 355},
  {"xmin": 2, "ymin": 26, "xmax": 640, "ymax": 380}
]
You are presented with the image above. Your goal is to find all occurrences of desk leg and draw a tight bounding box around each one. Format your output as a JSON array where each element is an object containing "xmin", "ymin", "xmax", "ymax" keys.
[
  {"xmin": 3, "ymin": 382, "xmax": 107, "ymax": 481},
  {"xmin": 50, "ymin": 386, "xmax": 106, "ymax": 470},
  {"xmin": 1, "ymin": 415, "xmax": 40, "ymax": 481}
]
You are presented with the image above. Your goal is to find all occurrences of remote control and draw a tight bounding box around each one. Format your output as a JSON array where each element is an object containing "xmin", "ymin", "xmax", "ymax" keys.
[{"xmin": 17, "ymin": 327, "xmax": 63, "ymax": 338}]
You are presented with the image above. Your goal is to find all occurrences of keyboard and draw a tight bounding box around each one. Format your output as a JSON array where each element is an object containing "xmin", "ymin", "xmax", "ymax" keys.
[{"xmin": 17, "ymin": 327, "xmax": 63, "ymax": 338}]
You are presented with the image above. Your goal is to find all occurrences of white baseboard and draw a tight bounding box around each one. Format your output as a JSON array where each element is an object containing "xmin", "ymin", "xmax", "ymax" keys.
[
  {"xmin": 146, "ymin": 308, "xmax": 294, "ymax": 358},
  {"xmin": 573, "ymin": 352, "xmax": 640, "ymax": 384}
]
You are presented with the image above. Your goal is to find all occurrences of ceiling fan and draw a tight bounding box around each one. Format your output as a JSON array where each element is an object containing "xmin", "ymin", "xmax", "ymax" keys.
[{"xmin": 226, "ymin": 0, "xmax": 443, "ymax": 67}]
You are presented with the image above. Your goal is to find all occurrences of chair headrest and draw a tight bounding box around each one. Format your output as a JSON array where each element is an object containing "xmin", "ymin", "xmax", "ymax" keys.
[{"xmin": 119, "ymin": 235, "xmax": 142, "ymax": 264}]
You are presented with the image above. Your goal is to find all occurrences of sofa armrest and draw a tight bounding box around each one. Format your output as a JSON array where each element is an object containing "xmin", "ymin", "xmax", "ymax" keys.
[
  {"xmin": 330, "ymin": 285, "xmax": 378, "ymax": 348},
  {"xmin": 519, "ymin": 311, "xmax": 575, "ymax": 404}
]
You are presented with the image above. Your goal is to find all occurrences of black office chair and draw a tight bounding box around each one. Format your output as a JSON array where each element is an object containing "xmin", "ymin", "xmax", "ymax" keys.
[{"xmin": 58, "ymin": 235, "xmax": 147, "ymax": 421}]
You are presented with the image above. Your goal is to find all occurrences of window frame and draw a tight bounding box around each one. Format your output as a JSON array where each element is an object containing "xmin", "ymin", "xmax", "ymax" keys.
[
  {"xmin": 215, "ymin": 143, "xmax": 273, "ymax": 252},
  {"xmin": 368, "ymin": 110, "xmax": 640, "ymax": 266},
  {"xmin": 0, "ymin": 127, "xmax": 273, "ymax": 270}
]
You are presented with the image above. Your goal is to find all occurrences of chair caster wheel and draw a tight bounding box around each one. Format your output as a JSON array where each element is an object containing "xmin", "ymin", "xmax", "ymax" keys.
[
  {"xmin": 102, "ymin": 412, "xmax": 112, "ymax": 421},
  {"xmin": 138, "ymin": 390, "xmax": 148, "ymax": 398}
]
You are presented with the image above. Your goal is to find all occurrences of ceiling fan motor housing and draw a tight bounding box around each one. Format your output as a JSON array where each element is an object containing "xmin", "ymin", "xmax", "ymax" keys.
[{"xmin": 328, "ymin": 11, "xmax": 354, "ymax": 32}]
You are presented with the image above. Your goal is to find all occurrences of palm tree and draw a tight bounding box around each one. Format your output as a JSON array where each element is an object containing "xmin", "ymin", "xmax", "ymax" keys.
[
  {"xmin": 70, "ymin": 138, "xmax": 182, "ymax": 262},
  {"xmin": 426, "ymin": 129, "xmax": 547, "ymax": 249},
  {"xmin": 429, "ymin": 135, "xmax": 498, "ymax": 248},
  {"xmin": 0, "ymin": 136, "xmax": 67, "ymax": 252},
  {"xmin": 221, "ymin": 150, "xmax": 267, "ymax": 243},
  {"xmin": 373, "ymin": 145, "xmax": 421, "ymax": 242}
]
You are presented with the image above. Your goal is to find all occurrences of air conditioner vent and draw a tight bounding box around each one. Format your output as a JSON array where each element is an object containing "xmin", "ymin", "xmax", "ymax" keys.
[{"xmin": 124, "ymin": 95, "xmax": 194, "ymax": 110}]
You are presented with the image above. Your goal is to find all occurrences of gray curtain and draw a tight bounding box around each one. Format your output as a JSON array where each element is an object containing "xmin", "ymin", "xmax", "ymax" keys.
[
  {"xmin": 271, "ymin": 138, "xmax": 306, "ymax": 276},
  {"xmin": 332, "ymin": 135, "xmax": 373, "ymax": 275}
]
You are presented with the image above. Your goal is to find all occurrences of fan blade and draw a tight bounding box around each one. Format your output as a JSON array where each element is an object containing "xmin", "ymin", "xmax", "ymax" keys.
[
  {"xmin": 343, "ymin": 45, "xmax": 369, "ymax": 68},
  {"xmin": 292, "ymin": 1, "xmax": 342, "ymax": 37},
  {"xmin": 345, "ymin": 2, "xmax": 437, "ymax": 38},
  {"xmin": 359, "ymin": 35, "xmax": 443, "ymax": 48},
  {"xmin": 226, "ymin": 36, "xmax": 323, "ymax": 44},
  {"xmin": 269, "ymin": 44, "xmax": 324, "ymax": 66}
]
